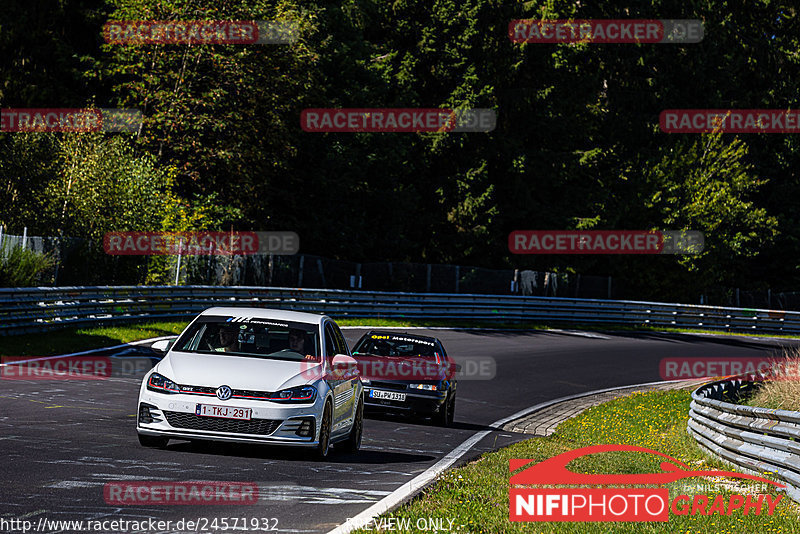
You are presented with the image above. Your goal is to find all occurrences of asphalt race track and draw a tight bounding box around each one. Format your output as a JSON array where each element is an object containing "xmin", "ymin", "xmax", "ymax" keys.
[{"xmin": 1, "ymin": 329, "xmax": 797, "ymax": 533}]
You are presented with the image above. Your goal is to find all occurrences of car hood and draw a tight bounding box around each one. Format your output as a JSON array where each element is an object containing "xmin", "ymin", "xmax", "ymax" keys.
[{"xmin": 157, "ymin": 351, "xmax": 323, "ymax": 391}]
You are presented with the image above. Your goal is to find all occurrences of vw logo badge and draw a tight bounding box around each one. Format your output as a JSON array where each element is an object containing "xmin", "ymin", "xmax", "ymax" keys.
[{"xmin": 216, "ymin": 385, "xmax": 232, "ymax": 401}]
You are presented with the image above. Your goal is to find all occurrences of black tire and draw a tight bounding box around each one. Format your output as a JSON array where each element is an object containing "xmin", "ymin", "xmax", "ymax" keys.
[
  {"xmin": 435, "ymin": 392, "xmax": 455, "ymax": 427},
  {"xmin": 341, "ymin": 396, "xmax": 364, "ymax": 453},
  {"xmin": 314, "ymin": 401, "xmax": 333, "ymax": 460},
  {"xmin": 138, "ymin": 433, "xmax": 169, "ymax": 448}
]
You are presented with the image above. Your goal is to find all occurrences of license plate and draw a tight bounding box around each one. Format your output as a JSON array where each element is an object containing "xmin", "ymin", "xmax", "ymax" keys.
[
  {"xmin": 195, "ymin": 404, "xmax": 252, "ymax": 420},
  {"xmin": 370, "ymin": 390, "xmax": 406, "ymax": 402}
]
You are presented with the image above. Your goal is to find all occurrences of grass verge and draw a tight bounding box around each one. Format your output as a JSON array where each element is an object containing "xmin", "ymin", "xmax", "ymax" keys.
[
  {"xmin": 746, "ymin": 351, "xmax": 800, "ymax": 411},
  {"xmin": 0, "ymin": 321, "xmax": 189, "ymax": 357},
  {"xmin": 352, "ymin": 389, "xmax": 800, "ymax": 533}
]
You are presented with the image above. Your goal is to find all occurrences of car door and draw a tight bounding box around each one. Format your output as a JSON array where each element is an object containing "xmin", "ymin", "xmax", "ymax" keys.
[
  {"xmin": 331, "ymin": 322, "xmax": 357, "ymax": 430},
  {"xmin": 323, "ymin": 322, "xmax": 347, "ymax": 433},
  {"xmin": 324, "ymin": 321, "xmax": 356, "ymax": 433}
]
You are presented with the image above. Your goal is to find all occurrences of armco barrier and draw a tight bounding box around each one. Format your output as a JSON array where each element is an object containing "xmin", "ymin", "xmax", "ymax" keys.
[
  {"xmin": 689, "ymin": 378, "xmax": 800, "ymax": 503},
  {"xmin": 1, "ymin": 285, "xmax": 800, "ymax": 336}
]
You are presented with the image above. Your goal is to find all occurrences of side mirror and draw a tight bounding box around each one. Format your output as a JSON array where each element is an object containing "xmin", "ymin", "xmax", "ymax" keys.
[
  {"xmin": 151, "ymin": 339, "xmax": 176, "ymax": 353},
  {"xmin": 330, "ymin": 354, "xmax": 359, "ymax": 379}
]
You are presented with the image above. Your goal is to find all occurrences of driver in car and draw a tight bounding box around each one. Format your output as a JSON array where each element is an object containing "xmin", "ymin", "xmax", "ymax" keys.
[
  {"xmin": 213, "ymin": 325, "xmax": 240, "ymax": 353},
  {"xmin": 289, "ymin": 328, "xmax": 316, "ymax": 360}
]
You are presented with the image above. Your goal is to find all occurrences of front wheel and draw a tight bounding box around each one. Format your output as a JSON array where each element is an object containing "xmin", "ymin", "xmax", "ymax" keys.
[
  {"xmin": 138, "ymin": 433, "xmax": 169, "ymax": 448},
  {"xmin": 313, "ymin": 402, "xmax": 333, "ymax": 460},
  {"xmin": 341, "ymin": 397, "xmax": 364, "ymax": 453},
  {"xmin": 435, "ymin": 392, "xmax": 455, "ymax": 427}
]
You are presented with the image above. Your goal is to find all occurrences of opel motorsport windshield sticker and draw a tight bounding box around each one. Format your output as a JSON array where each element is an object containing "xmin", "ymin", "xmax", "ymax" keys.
[{"xmin": 389, "ymin": 336, "xmax": 435, "ymax": 346}]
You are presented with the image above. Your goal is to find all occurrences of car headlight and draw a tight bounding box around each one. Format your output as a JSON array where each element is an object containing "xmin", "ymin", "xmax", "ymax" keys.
[
  {"xmin": 268, "ymin": 385, "xmax": 317, "ymax": 403},
  {"xmin": 409, "ymin": 383, "xmax": 438, "ymax": 391},
  {"xmin": 147, "ymin": 372, "xmax": 181, "ymax": 394}
]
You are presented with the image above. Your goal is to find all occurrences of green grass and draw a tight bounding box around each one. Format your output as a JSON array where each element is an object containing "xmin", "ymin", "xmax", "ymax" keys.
[
  {"xmin": 0, "ymin": 321, "xmax": 189, "ymax": 357},
  {"xmin": 352, "ymin": 389, "xmax": 800, "ymax": 533}
]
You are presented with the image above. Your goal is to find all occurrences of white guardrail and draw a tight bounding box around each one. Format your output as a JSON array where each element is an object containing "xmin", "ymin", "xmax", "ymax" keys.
[
  {"xmin": 1, "ymin": 285, "xmax": 799, "ymax": 336},
  {"xmin": 689, "ymin": 378, "xmax": 800, "ymax": 503}
]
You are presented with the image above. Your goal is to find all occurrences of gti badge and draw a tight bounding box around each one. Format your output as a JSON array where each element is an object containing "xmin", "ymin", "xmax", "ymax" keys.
[{"xmin": 216, "ymin": 385, "xmax": 233, "ymax": 400}]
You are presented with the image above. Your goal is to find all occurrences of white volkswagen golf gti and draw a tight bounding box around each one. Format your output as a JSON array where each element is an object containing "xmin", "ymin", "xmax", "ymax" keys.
[{"xmin": 137, "ymin": 307, "xmax": 364, "ymax": 458}]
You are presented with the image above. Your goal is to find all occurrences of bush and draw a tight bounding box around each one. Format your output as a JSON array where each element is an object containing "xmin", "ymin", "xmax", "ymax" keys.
[{"xmin": 0, "ymin": 246, "xmax": 57, "ymax": 287}]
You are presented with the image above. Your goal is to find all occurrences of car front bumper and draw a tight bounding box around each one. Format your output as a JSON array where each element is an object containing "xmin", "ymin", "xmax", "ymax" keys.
[
  {"xmin": 137, "ymin": 391, "xmax": 322, "ymax": 447},
  {"xmin": 363, "ymin": 387, "xmax": 447, "ymax": 415}
]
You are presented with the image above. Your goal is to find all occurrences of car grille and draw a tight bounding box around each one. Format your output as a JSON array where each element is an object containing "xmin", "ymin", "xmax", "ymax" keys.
[
  {"xmin": 177, "ymin": 385, "xmax": 274, "ymax": 400},
  {"xmin": 164, "ymin": 411, "xmax": 282, "ymax": 435},
  {"xmin": 370, "ymin": 381, "xmax": 408, "ymax": 391}
]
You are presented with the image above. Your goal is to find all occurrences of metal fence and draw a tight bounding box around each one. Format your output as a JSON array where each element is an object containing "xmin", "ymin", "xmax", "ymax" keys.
[
  {"xmin": 689, "ymin": 378, "xmax": 800, "ymax": 503},
  {"xmin": 0, "ymin": 229, "xmax": 620, "ymax": 297},
  {"xmin": 3, "ymin": 285, "xmax": 800, "ymax": 336}
]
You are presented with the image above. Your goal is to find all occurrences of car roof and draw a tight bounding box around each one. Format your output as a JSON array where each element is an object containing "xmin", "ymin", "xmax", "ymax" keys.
[
  {"xmin": 364, "ymin": 330, "xmax": 440, "ymax": 343},
  {"xmin": 199, "ymin": 307, "xmax": 329, "ymax": 326}
]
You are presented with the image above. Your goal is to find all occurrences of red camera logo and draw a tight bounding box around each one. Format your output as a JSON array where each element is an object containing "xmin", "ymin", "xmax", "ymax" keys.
[{"xmin": 510, "ymin": 445, "xmax": 783, "ymax": 522}]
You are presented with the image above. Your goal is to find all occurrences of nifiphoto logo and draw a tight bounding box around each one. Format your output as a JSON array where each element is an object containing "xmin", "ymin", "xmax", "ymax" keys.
[
  {"xmin": 103, "ymin": 20, "xmax": 299, "ymax": 45},
  {"xmin": 510, "ymin": 444, "xmax": 783, "ymax": 522},
  {"xmin": 509, "ymin": 19, "xmax": 703, "ymax": 44}
]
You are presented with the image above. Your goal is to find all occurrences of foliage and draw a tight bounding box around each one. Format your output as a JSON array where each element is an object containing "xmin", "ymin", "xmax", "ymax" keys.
[{"xmin": 0, "ymin": 246, "xmax": 57, "ymax": 287}]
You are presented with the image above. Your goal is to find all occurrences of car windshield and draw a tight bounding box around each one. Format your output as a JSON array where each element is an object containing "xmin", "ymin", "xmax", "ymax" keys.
[
  {"xmin": 173, "ymin": 316, "xmax": 320, "ymax": 361},
  {"xmin": 352, "ymin": 334, "xmax": 438, "ymax": 358}
]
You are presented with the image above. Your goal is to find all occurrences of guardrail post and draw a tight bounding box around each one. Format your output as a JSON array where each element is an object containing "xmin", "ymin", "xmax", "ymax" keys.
[
  {"xmin": 298, "ymin": 255, "xmax": 305, "ymax": 286},
  {"xmin": 317, "ymin": 258, "xmax": 326, "ymax": 288},
  {"xmin": 426, "ymin": 264, "xmax": 431, "ymax": 292}
]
